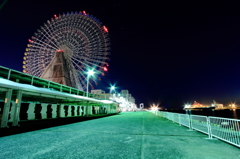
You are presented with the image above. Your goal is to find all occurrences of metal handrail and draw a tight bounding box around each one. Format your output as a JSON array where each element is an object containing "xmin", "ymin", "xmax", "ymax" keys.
[
  {"xmin": 149, "ymin": 110, "xmax": 240, "ymax": 148},
  {"xmin": 0, "ymin": 65, "xmax": 104, "ymax": 100}
]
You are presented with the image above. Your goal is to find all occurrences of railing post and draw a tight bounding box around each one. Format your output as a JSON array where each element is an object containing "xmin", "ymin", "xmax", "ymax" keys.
[
  {"xmin": 7, "ymin": 69, "xmax": 11, "ymax": 80},
  {"xmin": 207, "ymin": 117, "xmax": 213, "ymax": 139},
  {"xmin": 179, "ymin": 114, "xmax": 182, "ymax": 126},
  {"xmin": 1, "ymin": 88, "xmax": 13, "ymax": 128},
  {"xmin": 189, "ymin": 115, "xmax": 193, "ymax": 130},
  {"xmin": 60, "ymin": 85, "xmax": 62, "ymax": 92},
  {"xmin": 58, "ymin": 104, "xmax": 65, "ymax": 117},
  {"xmin": 31, "ymin": 76, "xmax": 34, "ymax": 85},
  {"xmin": 12, "ymin": 90, "xmax": 23, "ymax": 126},
  {"xmin": 86, "ymin": 101, "xmax": 89, "ymax": 117}
]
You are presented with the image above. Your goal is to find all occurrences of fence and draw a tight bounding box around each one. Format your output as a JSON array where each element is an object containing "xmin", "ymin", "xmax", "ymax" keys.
[{"xmin": 150, "ymin": 110, "xmax": 240, "ymax": 148}]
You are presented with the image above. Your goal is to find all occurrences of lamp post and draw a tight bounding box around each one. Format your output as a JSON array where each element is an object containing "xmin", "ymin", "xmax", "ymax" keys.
[{"xmin": 86, "ymin": 70, "xmax": 95, "ymax": 97}]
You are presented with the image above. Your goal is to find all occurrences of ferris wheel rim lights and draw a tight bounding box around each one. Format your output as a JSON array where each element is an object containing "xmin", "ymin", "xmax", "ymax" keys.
[{"xmin": 23, "ymin": 10, "xmax": 110, "ymax": 91}]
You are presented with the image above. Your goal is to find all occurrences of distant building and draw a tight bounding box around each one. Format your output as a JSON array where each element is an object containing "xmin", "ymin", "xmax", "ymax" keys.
[
  {"xmin": 121, "ymin": 90, "xmax": 129, "ymax": 101},
  {"xmin": 91, "ymin": 89, "xmax": 105, "ymax": 94},
  {"xmin": 91, "ymin": 89, "xmax": 137, "ymax": 111},
  {"xmin": 91, "ymin": 89, "xmax": 107, "ymax": 99}
]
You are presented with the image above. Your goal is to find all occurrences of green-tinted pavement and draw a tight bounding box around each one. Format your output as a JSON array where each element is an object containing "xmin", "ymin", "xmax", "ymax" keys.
[{"xmin": 0, "ymin": 111, "xmax": 239, "ymax": 159}]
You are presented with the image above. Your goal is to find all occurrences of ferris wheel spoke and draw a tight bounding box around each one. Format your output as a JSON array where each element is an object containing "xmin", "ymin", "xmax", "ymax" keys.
[
  {"xmin": 84, "ymin": 60, "xmax": 104, "ymax": 72},
  {"xmin": 65, "ymin": 54, "xmax": 87, "ymax": 73},
  {"xmin": 37, "ymin": 30, "xmax": 59, "ymax": 49},
  {"xmin": 30, "ymin": 37, "xmax": 58, "ymax": 51},
  {"xmin": 77, "ymin": 74, "xmax": 87, "ymax": 90},
  {"xmin": 24, "ymin": 11, "xmax": 110, "ymax": 91},
  {"xmin": 46, "ymin": 21, "xmax": 65, "ymax": 48},
  {"xmin": 27, "ymin": 47, "xmax": 55, "ymax": 54},
  {"xmin": 66, "ymin": 54, "xmax": 102, "ymax": 75},
  {"xmin": 50, "ymin": 32, "xmax": 66, "ymax": 48},
  {"xmin": 87, "ymin": 57, "xmax": 106, "ymax": 65}
]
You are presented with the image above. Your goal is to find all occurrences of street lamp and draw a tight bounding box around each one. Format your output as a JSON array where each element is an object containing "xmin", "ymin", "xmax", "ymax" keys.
[
  {"xmin": 86, "ymin": 70, "xmax": 95, "ymax": 97},
  {"xmin": 110, "ymin": 86, "xmax": 115, "ymax": 93},
  {"xmin": 110, "ymin": 86, "xmax": 115, "ymax": 99}
]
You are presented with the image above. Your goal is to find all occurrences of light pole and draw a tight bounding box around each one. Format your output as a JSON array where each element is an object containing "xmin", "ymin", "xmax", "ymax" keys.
[{"xmin": 86, "ymin": 70, "xmax": 95, "ymax": 97}]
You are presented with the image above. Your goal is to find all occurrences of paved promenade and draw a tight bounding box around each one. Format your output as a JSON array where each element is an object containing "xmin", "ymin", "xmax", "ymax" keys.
[{"xmin": 0, "ymin": 111, "xmax": 239, "ymax": 159}]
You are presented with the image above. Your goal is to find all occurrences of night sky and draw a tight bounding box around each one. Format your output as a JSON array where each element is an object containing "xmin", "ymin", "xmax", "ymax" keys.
[{"xmin": 1, "ymin": 1, "xmax": 240, "ymax": 108}]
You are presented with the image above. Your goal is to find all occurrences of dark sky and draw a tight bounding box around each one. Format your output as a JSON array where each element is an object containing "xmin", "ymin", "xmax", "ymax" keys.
[{"xmin": 1, "ymin": 0, "xmax": 240, "ymax": 108}]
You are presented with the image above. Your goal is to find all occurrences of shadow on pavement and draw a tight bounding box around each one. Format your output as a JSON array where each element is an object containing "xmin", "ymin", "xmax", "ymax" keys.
[{"xmin": 0, "ymin": 113, "xmax": 119, "ymax": 137}]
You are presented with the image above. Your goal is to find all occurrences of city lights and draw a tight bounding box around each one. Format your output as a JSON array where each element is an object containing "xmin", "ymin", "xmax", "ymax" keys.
[{"xmin": 150, "ymin": 104, "xmax": 159, "ymax": 111}]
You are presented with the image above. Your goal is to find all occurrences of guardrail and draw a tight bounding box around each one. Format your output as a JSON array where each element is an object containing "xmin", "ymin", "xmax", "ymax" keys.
[
  {"xmin": 150, "ymin": 110, "xmax": 240, "ymax": 148},
  {"xmin": 0, "ymin": 65, "xmax": 106, "ymax": 99}
]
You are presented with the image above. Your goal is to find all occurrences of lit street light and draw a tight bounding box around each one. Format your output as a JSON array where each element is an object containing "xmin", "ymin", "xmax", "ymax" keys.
[
  {"xmin": 110, "ymin": 86, "xmax": 115, "ymax": 93},
  {"xmin": 109, "ymin": 85, "xmax": 115, "ymax": 100},
  {"xmin": 86, "ymin": 70, "xmax": 95, "ymax": 97}
]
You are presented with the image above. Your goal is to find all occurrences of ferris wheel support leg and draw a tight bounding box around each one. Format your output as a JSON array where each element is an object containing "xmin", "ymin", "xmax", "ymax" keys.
[{"xmin": 1, "ymin": 89, "xmax": 12, "ymax": 128}]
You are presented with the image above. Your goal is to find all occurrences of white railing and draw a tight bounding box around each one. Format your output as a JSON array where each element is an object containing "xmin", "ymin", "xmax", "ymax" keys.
[
  {"xmin": 149, "ymin": 110, "xmax": 240, "ymax": 148},
  {"xmin": 209, "ymin": 117, "xmax": 240, "ymax": 147},
  {"xmin": 168, "ymin": 112, "xmax": 174, "ymax": 121},
  {"xmin": 173, "ymin": 113, "xmax": 180, "ymax": 123},
  {"xmin": 179, "ymin": 114, "xmax": 191, "ymax": 128},
  {"xmin": 191, "ymin": 115, "xmax": 211, "ymax": 138}
]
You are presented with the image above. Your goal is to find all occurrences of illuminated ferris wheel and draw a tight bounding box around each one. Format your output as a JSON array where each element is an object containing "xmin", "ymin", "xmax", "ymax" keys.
[{"xmin": 23, "ymin": 11, "xmax": 110, "ymax": 91}]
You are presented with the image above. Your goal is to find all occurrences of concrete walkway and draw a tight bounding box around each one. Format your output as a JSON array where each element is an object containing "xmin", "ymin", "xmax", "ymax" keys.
[{"xmin": 0, "ymin": 111, "xmax": 239, "ymax": 159}]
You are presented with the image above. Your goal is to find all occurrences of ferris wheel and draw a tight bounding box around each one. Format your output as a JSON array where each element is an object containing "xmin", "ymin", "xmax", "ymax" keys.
[{"xmin": 23, "ymin": 11, "xmax": 110, "ymax": 91}]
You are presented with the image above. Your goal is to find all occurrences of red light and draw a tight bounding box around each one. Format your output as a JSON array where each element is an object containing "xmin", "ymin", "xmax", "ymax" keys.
[
  {"xmin": 57, "ymin": 50, "xmax": 64, "ymax": 52},
  {"xmin": 103, "ymin": 26, "xmax": 108, "ymax": 33},
  {"xmin": 83, "ymin": 11, "xmax": 86, "ymax": 15},
  {"xmin": 103, "ymin": 67, "xmax": 108, "ymax": 71},
  {"xmin": 28, "ymin": 39, "xmax": 33, "ymax": 43}
]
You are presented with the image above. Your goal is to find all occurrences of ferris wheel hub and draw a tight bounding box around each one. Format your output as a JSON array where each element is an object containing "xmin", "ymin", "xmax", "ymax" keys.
[{"xmin": 57, "ymin": 50, "xmax": 64, "ymax": 53}]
